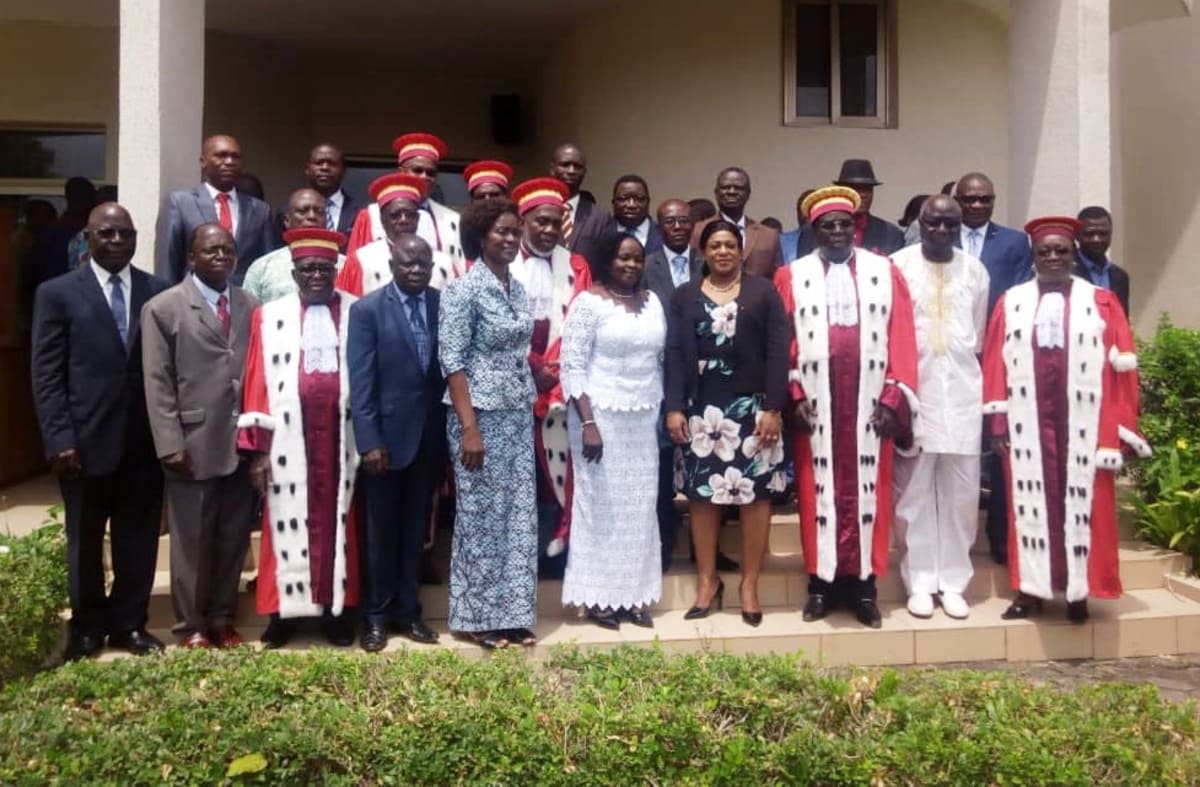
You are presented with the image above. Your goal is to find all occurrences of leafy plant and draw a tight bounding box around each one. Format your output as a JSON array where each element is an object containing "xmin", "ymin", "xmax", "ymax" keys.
[{"xmin": 0, "ymin": 516, "xmax": 68, "ymax": 684}]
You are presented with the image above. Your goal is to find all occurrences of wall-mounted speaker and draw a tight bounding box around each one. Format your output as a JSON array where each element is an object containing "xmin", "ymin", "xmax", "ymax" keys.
[{"xmin": 490, "ymin": 94, "xmax": 526, "ymax": 146}]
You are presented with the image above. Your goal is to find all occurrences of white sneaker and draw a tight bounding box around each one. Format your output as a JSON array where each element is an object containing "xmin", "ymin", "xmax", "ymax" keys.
[
  {"xmin": 907, "ymin": 593, "xmax": 935, "ymax": 618},
  {"xmin": 941, "ymin": 592, "xmax": 970, "ymax": 619}
]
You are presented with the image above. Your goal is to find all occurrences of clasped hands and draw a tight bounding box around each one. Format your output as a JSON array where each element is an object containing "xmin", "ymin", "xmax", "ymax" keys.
[{"xmin": 666, "ymin": 409, "xmax": 783, "ymax": 447}]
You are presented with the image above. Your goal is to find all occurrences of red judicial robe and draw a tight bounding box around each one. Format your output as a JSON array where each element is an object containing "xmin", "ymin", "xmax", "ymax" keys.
[
  {"xmin": 334, "ymin": 237, "xmax": 455, "ymax": 296},
  {"xmin": 345, "ymin": 200, "xmax": 465, "ymax": 276},
  {"xmin": 982, "ymin": 279, "xmax": 1148, "ymax": 602},
  {"xmin": 775, "ymin": 250, "xmax": 919, "ymax": 582},
  {"xmin": 237, "ymin": 293, "xmax": 362, "ymax": 618}
]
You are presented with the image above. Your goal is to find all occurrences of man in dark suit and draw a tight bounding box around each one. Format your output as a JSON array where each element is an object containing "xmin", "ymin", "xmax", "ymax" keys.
[
  {"xmin": 348, "ymin": 233, "xmax": 446, "ymax": 652},
  {"xmin": 799, "ymin": 160, "xmax": 905, "ymax": 257},
  {"xmin": 642, "ymin": 198, "xmax": 701, "ymax": 571},
  {"xmin": 31, "ymin": 203, "xmax": 170, "ymax": 660},
  {"xmin": 156, "ymin": 134, "xmax": 273, "ymax": 285},
  {"xmin": 272, "ymin": 143, "xmax": 362, "ymax": 248},
  {"xmin": 691, "ymin": 167, "xmax": 784, "ymax": 277},
  {"xmin": 550, "ymin": 143, "xmax": 596, "ymax": 252},
  {"xmin": 575, "ymin": 175, "xmax": 664, "ymax": 267},
  {"xmin": 1074, "ymin": 205, "xmax": 1130, "ymax": 317},
  {"xmin": 953, "ymin": 171, "xmax": 1033, "ymax": 566},
  {"xmin": 141, "ymin": 223, "xmax": 258, "ymax": 649}
]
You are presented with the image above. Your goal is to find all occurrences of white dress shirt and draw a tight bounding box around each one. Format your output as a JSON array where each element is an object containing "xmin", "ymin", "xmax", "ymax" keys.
[
  {"xmin": 619, "ymin": 217, "xmax": 651, "ymax": 247},
  {"xmin": 90, "ymin": 258, "xmax": 131, "ymax": 328},
  {"xmin": 719, "ymin": 212, "xmax": 748, "ymax": 236},
  {"xmin": 204, "ymin": 182, "xmax": 240, "ymax": 235},
  {"xmin": 960, "ymin": 222, "xmax": 989, "ymax": 258},
  {"xmin": 191, "ymin": 273, "xmax": 231, "ymax": 317},
  {"xmin": 511, "ymin": 248, "xmax": 555, "ymax": 320},
  {"xmin": 325, "ymin": 189, "xmax": 344, "ymax": 230}
]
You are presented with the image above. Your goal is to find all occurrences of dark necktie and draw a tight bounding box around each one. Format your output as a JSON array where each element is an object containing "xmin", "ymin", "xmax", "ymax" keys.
[
  {"xmin": 109, "ymin": 273, "xmax": 127, "ymax": 347},
  {"xmin": 216, "ymin": 293, "xmax": 231, "ymax": 338},
  {"xmin": 407, "ymin": 296, "xmax": 430, "ymax": 369}
]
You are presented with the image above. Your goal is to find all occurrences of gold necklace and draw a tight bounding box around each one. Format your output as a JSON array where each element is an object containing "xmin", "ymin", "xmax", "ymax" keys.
[
  {"xmin": 706, "ymin": 274, "xmax": 741, "ymax": 293},
  {"xmin": 609, "ymin": 287, "xmax": 637, "ymax": 300}
]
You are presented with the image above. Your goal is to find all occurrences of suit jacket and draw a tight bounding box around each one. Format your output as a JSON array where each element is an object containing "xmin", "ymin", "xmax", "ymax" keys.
[
  {"xmin": 1074, "ymin": 255, "xmax": 1131, "ymax": 318},
  {"xmin": 270, "ymin": 190, "xmax": 363, "ymax": 250},
  {"xmin": 31, "ymin": 264, "xmax": 170, "ymax": 476},
  {"xmin": 691, "ymin": 216, "xmax": 784, "ymax": 277},
  {"xmin": 564, "ymin": 191, "xmax": 597, "ymax": 253},
  {"xmin": 780, "ymin": 227, "xmax": 803, "ymax": 263},
  {"xmin": 574, "ymin": 212, "xmax": 665, "ymax": 268},
  {"xmin": 954, "ymin": 221, "xmax": 1032, "ymax": 316},
  {"xmin": 348, "ymin": 283, "xmax": 446, "ymax": 471},
  {"xmin": 642, "ymin": 246, "xmax": 702, "ymax": 312},
  {"xmin": 140, "ymin": 276, "xmax": 258, "ymax": 480},
  {"xmin": 796, "ymin": 214, "xmax": 905, "ymax": 258},
  {"xmin": 156, "ymin": 185, "xmax": 273, "ymax": 285},
  {"xmin": 664, "ymin": 275, "xmax": 789, "ymax": 414}
]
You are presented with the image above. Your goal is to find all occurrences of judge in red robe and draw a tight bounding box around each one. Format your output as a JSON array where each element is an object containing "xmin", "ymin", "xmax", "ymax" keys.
[
  {"xmin": 774, "ymin": 186, "xmax": 919, "ymax": 628},
  {"xmin": 508, "ymin": 177, "xmax": 592, "ymax": 572},
  {"xmin": 463, "ymin": 160, "xmax": 513, "ymax": 203},
  {"xmin": 983, "ymin": 216, "xmax": 1149, "ymax": 623},
  {"xmin": 239, "ymin": 227, "xmax": 362, "ymax": 647}
]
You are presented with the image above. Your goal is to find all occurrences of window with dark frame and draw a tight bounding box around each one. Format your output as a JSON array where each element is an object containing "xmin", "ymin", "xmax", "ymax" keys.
[
  {"xmin": 784, "ymin": 0, "xmax": 894, "ymax": 127},
  {"xmin": 0, "ymin": 127, "xmax": 107, "ymax": 180}
]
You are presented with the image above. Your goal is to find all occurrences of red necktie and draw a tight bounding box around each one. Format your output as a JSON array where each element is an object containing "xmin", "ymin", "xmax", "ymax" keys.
[
  {"xmin": 216, "ymin": 192, "xmax": 233, "ymax": 233},
  {"xmin": 561, "ymin": 201, "xmax": 574, "ymax": 244},
  {"xmin": 216, "ymin": 293, "xmax": 230, "ymax": 338}
]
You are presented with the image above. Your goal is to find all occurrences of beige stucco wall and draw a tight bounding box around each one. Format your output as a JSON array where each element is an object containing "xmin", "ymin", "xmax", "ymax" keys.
[
  {"xmin": 1112, "ymin": 12, "xmax": 1200, "ymax": 336},
  {"xmin": 537, "ymin": 0, "xmax": 1011, "ymax": 227}
]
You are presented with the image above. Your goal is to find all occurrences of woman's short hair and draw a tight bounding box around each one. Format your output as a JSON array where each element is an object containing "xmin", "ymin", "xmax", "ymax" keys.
[
  {"xmin": 589, "ymin": 231, "xmax": 645, "ymax": 287},
  {"xmin": 459, "ymin": 198, "xmax": 519, "ymax": 260},
  {"xmin": 699, "ymin": 219, "xmax": 743, "ymax": 252}
]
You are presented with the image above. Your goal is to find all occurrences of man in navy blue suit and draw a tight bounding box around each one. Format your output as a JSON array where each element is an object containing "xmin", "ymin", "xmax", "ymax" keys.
[
  {"xmin": 348, "ymin": 233, "xmax": 446, "ymax": 652},
  {"xmin": 31, "ymin": 203, "xmax": 170, "ymax": 660},
  {"xmin": 574, "ymin": 174, "xmax": 663, "ymax": 268},
  {"xmin": 953, "ymin": 171, "xmax": 1033, "ymax": 565}
]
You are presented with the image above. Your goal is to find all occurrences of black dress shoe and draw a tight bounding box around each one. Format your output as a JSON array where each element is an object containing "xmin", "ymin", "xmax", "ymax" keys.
[
  {"xmin": 64, "ymin": 631, "xmax": 104, "ymax": 662},
  {"xmin": 361, "ymin": 623, "xmax": 388, "ymax": 653},
  {"xmin": 1001, "ymin": 593, "xmax": 1043, "ymax": 620},
  {"xmin": 802, "ymin": 594, "xmax": 830, "ymax": 622},
  {"xmin": 260, "ymin": 615, "xmax": 295, "ymax": 649},
  {"xmin": 396, "ymin": 619, "xmax": 439, "ymax": 644},
  {"xmin": 108, "ymin": 628, "xmax": 165, "ymax": 655},
  {"xmin": 587, "ymin": 608, "xmax": 621, "ymax": 630},
  {"xmin": 855, "ymin": 599, "xmax": 883, "ymax": 629},
  {"xmin": 322, "ymin": 616, "xmax": 355, "ymax": 647},
  {"xmin": 1066, "ymin": 599, "xmax": 1089, "ymax": 624},
  {"xmin": 625, "ymin": 607, "xmax": 654, "ymax": 628}
]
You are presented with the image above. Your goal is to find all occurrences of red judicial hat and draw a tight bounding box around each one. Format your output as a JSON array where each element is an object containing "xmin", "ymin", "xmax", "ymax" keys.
[
  {"xmin": 391, "ymin": 132, "xmax": 447, "ymax": 165},
  {"xmin": 283, "ymin": 228, "xmax": 344, "ymax": 262},
  {"xmin": 801, "ymin": 185, "xmax": 861, "ymax": 223},
  {"xmin": 463, "ymin": 160, "xmax": 514, "ymax": 194},
  {"xmin": 511, "ymin": 177, "xmax": 568, "ymax": 216},
  {"xmin": 1024, "ymin": 216, "xmax": 1082, "ymax": 243},
  {"xmin": 368, "ymin": 172, "xmax": 428, "ymax": 208}
]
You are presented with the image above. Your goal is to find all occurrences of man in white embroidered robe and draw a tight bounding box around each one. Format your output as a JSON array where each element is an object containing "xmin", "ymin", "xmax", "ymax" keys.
[
  {"xmin": 891, "ymin": 196, "xmax": 990, "ymax": 620},
  {"xmin": 238, "ymin": 227, "xmax": 361, "ymax": 647},
  {"xmin": 774, "ymin": 186, "xmax": 919, "ymax": 629}
]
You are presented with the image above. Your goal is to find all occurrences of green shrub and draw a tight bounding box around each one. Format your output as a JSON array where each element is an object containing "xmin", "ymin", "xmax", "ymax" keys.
[
  {"xmin": 1133, "ymin": 317, "xmax": 1200, "ymax": 570},
  {"xmin": 1, "ymin": 647, "xmax": 1198, "ymax": 784},
  {"xmin": 0, "ymin": 511, "xmax": 68, "ymax": 685}
]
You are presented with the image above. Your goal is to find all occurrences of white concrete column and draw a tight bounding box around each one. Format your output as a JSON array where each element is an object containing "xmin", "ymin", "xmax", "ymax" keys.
[
  {"xmin": 118, "ymin": 0, "xmax": 204, "ymax": 273},
  {"xmin": 1008, "ymin": 0, "xmax": 1110, "ymax": 222}
]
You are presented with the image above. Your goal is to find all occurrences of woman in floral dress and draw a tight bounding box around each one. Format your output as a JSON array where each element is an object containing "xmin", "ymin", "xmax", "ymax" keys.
[{"xmin": 665, "ymin": 220, "xmax": 789, "ymax": 626}]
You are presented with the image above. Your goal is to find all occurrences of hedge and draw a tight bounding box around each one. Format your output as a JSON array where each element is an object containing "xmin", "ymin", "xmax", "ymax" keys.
[
  {"xmin": 1, "ymin": 647, "xmax": 1197, "ymax": 784},
  {"xmin": 0, "ymin": 518, "xmax": 68, "ymax": 685}
]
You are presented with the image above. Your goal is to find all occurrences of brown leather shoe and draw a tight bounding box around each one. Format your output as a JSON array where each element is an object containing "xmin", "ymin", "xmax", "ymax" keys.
[
  {"xmin": 180, "ymin": 631, "xmax": 213, "ymax": 649},
  {"xmin": 210, "ymin": 626, "xmax": 245, "ymax": 648}
]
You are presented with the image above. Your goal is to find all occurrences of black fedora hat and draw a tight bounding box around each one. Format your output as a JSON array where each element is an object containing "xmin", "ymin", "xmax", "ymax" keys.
[{"xmin": 834, "ymin": 159, "xmax": 882, "ymax": 186}]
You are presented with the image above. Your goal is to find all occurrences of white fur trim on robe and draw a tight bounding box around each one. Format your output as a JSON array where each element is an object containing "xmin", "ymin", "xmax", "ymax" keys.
[
  {"xmin": 789, "ymin": 249, "xmax": 895, "ymax": 581},
  {"xmin": 1001, "ymin": 280, "xmax": 1105, "ymax": 602},
  {"xmin": 258, "ymin": 293, "xmax": 360, "ymax": 618},
  {"xmin": 355, "ymin": 237, "xmax": 455, "ymax": 293},
  {"xmin": 366, "ymin": 200, "xmax": 465, "ymax": 276}
]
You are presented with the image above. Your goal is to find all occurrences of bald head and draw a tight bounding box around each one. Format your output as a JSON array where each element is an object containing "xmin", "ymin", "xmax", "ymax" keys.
[
  {"xmin": 918, "ymin": 194, "xmax": 962, "ymax": 261},
  {"xmin": 189, "ymin": 223, "xmax": 236, "ymax": 290},
  {"xmin": 388, "ymin": 233, "xmax": 434, "ymax": 295},
  {"xmin": 200, "ymin": 135, "xmax": 243, "ymax": 191},
  {"xmin": 550, "ymin": 143, "xmax": 587, "ymax": 196},
  {"xmin": 657, "ymin": 198, "xmax": 694, "ymax": 253},
  {"xmin": 85, "ymin": 202, "xmax": 137, "ymax": 273},
  {"xmin": 954, "ymin": 171, "xmax": 996, "ymax": 229},
  {"xmin": 283, "ymin": 188, "xmax": 328, "ymax": 230}
]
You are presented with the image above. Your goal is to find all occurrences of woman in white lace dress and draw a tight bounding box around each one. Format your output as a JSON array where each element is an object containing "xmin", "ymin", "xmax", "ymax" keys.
[{"xmin": 559, "ymin": 232, "xmax": 666, "ymax": 629}]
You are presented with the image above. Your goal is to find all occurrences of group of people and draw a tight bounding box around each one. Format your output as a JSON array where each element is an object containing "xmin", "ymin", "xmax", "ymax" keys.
[{"xmin": 30, "ymin": 129, "xmax": 1148, "ymax": 661}]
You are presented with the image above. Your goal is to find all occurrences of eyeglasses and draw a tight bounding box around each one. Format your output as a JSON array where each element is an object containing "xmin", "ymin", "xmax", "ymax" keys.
[
  {"xmin": 817, "ymin": 219, "xmax": 854, "ymax": 231},
  {"xmin": 295, "ymin": 263, "xmax": 336, "ymax": 277},
  {"xmin": 660, "ymin": 217, "xmax": 692, "ymax": 227},
  {"xmin": 91, "ymin": 227, "xmax": 138, "ymax": 240},
  {"xmin": 957, "ymin": 195, "xmax": 995, "ymax": 206}
]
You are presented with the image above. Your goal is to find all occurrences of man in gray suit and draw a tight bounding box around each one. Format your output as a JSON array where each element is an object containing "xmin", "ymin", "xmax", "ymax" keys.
[
  {"xmin": 156, "ymin": 135, "xmax": 273, "ymax": 285},
  {"xmin": 142, "ymin": 223, "xmax": 258, "ymax": 649}
]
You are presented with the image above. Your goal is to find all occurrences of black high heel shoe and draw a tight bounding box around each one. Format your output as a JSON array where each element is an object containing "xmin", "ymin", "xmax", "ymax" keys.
[
  {"xmin": 684, "ymin": 579, "xmax": 725, "ymax": 620},
  {"xmin": 1001, "ymin": 593, "xmax": 1044, "ymax": 620},
  {"xmin": 741, "ymin": 610, "xmax": 763, "ymax": 627}
]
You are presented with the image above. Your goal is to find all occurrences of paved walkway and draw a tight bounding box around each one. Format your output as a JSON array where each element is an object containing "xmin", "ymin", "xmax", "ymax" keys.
[{"xmin": 923, "ymin": 656, "xmax": 1200, "ymax": 703}]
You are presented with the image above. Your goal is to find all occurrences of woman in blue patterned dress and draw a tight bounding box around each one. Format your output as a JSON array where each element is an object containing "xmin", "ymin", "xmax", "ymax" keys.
[
  {"xmin": 665, "ymin": 220, "xmax": 789, "ymax": 626},
  {"xmin": 439, "ymin": 198, "xmax": 538, "ymax": 650}
]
